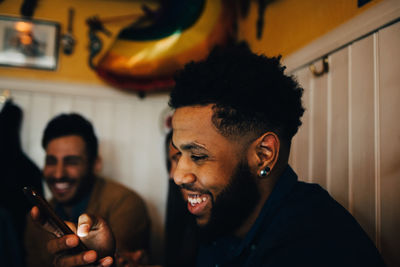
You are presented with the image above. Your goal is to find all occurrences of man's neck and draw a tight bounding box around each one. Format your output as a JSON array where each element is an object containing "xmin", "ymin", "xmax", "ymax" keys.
[
  {"xmin": 233, "ymin": 163, "xmax": 287, "ymax": 238},
  {"xmin": 54, "ymin": 179, "xmax": 95, "ymax": 222}
]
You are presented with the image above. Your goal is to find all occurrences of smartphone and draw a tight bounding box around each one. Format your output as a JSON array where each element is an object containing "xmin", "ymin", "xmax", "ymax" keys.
[{"xmin": 23, "ymin": 186, "xmax": 88, "ymax": 251}]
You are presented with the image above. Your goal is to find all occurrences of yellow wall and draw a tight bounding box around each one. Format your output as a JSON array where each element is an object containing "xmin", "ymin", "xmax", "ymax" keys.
[
  {"xmin": 0, "ymin": 0, "xmax": 382, "ymax": 84},
  {"xmin": 0, "ymin": 0, "xmax": 157, "ymax": 84},
  {"xmin": 238, "ymin": 0, "xmax": 382, "ymax": 57}
]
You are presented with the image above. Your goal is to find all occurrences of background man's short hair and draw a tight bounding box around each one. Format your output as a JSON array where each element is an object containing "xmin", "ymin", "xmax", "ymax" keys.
[
  {"xmin": 169, "ymin": 42, "xmax": 305, "ymax": 142},
  {"xmin": 42, "ymin": 113, "xmax": 98, "ymax": 163}
]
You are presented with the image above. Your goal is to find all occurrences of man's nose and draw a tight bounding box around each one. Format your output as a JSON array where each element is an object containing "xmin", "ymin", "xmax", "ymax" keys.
[
  {"xmin": 173, "ymin": 159, "xmax": 195, "ymax": 186},
  {"xmin": 53, "ymin": 162, "xmax": 65, "ymax": 179}
]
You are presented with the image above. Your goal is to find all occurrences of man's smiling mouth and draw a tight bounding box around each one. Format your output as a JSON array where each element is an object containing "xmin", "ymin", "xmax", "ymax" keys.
[
  {"xmin": 188, "ymin": 194, "xmax": 207, "ymax": 206},
  {"xmin": 53, "ymin": 182, "xmax": 71, "ymax": 190},
  {"xmin": 186, "ymin": 193, "xmax": 211, "ymax": 216}
]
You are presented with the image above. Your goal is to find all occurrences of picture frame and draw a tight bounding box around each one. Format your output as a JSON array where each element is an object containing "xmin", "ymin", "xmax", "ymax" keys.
[{"xmin": 0, "ymin": 15, "xmax": 60, "ymax": 70}]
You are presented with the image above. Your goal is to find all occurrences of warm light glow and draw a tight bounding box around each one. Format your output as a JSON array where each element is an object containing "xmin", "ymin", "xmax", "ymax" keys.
[
  {"xmin": 15, "ymin": 21, "xmax": 33, "ymax": 33},
  {"xmin": 19, "ymin": 34, "xmax": 33, "ymax": 45}
]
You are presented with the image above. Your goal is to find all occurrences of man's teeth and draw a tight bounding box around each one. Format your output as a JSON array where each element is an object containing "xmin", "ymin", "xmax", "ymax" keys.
[
  {"xmin": 188, "ymin": 195, "xmax": 207, "ymax": 206},
  {"xmin": 54, "ymin": 182, "xmax": 70, "ymax": 190}
]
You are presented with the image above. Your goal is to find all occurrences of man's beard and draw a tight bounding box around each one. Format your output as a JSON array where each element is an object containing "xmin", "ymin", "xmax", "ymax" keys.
[
  {"xmin": 197, "ymin": 161, "xmax": 260, "ymax": 243},
  {"xmin": 46, "ymin": 171, "xmax": 95, "ymax": 206}
]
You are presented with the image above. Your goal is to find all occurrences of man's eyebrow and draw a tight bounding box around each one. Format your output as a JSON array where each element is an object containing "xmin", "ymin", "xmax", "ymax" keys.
[
  {"xmin": 180, "ymin": 142, "xmax": 208, "ymax": 152},
  {"xmin": 63, "ymin": 155, "xmax": 85, "ymax": 163},
  {"xmin": 64, "ymin": 155, "xmax": 82, "ymax": 160}
]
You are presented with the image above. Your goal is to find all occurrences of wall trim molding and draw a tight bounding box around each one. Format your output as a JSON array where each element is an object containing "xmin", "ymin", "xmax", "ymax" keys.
[
  {"xmin": 0, "ymin": 76, "xmax": 167, "ymax": 100},
  {"xmin": 284, "ymin": 0, "xmax": 400, "ymax": 73}
]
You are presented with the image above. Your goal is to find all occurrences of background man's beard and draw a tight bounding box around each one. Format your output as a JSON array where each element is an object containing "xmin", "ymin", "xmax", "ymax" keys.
[
  {"xmin": 69, "ymin": 173, "xmax": 95, "ymax": 205},
  {"xmin": 197, "ymin": 161, "xmax": 260, "ymax": 243},
  {"xmin": 46, "ymin": 172, "xmax": 95, "ymax": 206}
]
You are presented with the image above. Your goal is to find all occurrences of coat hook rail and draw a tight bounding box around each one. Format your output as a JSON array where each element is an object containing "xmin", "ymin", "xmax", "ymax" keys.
[{"xmin": 309, "ymin": 56, "xmax": 329, "ymax": 77}]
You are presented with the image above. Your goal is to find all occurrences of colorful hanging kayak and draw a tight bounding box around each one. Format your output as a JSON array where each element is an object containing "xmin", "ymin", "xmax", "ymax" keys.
[{"xmin": 92, "ymin": 0, "xmax": 236, "ymax": 95}]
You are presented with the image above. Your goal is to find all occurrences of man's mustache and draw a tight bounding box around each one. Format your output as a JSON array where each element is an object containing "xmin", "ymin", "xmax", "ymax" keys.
[
  {"xmin": 180, "ymin": 183, "xmax": 212, "ymax": 196},
  {"xmin": 46, "ymin": 177, "xmax": 76, "ymax": 185}
]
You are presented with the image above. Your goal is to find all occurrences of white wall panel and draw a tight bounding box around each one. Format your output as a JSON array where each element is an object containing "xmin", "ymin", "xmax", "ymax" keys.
[
  {"xmin": 378, "ymin": 21, "xmax": 400, "ymax": 267},
  {"xmin": 92, "ymin": 100, "xmax": 114, "ymax": 178},
  {"xmin": 129, "ymin": 96, "xmax": 169, "ymax": 262},
  {"xmin": 349, "ymin": 35, "xmax": 376, "ymax": 241},
  {"xmin": 72, "ymin": 96, "xmax": 94, "ymax": 119},
  {"xmin": 113, "ymin": 101, "xmax": 135, "ymax": 186},
  {"xmin": 327, "ymin": 48, "xmax": 349, "ymax": 209},
  {"xmin": 290, "ymin": 68, "xmax": 311, "ymax": 182},
  {"xmin": 29, "ymin": 93, "xmax": 52, "ymax": 168},
  {"xmin": 310, "ymin": 72, "xmax": 328, "ymax": 188},
  {"xmin": 290, "ymin": 21, "xmax": 400, "ymax": 267},
  {"xmin": 51, "ymin": 94, "xmax": 73, "ymax": 116}
]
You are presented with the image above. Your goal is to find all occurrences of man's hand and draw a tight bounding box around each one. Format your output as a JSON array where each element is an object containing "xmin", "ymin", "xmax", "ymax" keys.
[
  {"xmin": 30, "ymin": 207, "xmax": 116, "ymax": 267},
  {"xmin": 116, "ymin": 249, "xmax": 153, "ymax": 267}
]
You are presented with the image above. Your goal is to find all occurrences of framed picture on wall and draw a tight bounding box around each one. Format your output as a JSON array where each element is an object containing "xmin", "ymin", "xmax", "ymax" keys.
[{"xmin": 0, "ymin": 15, "xmax": 60, "ymax": 70}]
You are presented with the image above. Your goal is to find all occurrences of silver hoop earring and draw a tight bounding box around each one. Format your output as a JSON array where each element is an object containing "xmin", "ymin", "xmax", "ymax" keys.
[{"xmin": 259, "ymin": 166, "xmax": 271, "ymax": 177}]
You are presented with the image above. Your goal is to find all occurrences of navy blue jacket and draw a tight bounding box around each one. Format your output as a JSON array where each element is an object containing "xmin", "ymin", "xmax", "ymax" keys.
[{"xmin": 197, "ymin": 166, "xmax": 385, "ymax": 267}]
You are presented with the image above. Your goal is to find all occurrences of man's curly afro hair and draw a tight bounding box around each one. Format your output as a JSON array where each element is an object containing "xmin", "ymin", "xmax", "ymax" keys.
[{"xmin": 169, "ymin": 42, "xmax": 305, "ymax": 142}]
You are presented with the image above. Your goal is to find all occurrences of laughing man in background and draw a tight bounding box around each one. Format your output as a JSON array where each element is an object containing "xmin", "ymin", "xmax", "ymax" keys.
[{"xmin": 25, "ymin": 113, "xmax": 150, "ymax": 267}]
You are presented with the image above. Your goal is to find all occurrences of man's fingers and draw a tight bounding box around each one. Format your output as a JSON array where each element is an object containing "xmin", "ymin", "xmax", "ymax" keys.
[
  {"xmin": 77, "ymin": 213, "xmax": 95, "ymax": 237},
  {"xmin": 30, "ymin": 206, "xmax": 64, "ymax": 236},
  {"xmin": 30, "ymin": 206, "xmax": 40, "ymax": 220},
  {"xmin": 53, "ymin": 250, "xmax": 98, "ymax": 267},
  {"xmin": 117, "ymin": 250, "xmax": 145, "ymax": 263},
  {"xmin": 47, "ymin": 234, "xmax": 79, "ymax": 254},
  {"xmin": 65, "ymin": 221, "xmax": 77, "ymax": 233},
  {"xmin": 30, "ymin": 206, "xmax": 48, "ymax": 226},
  {"xmin": 98, "ymin": 256, "xmax": 114, "ymax": 267}
]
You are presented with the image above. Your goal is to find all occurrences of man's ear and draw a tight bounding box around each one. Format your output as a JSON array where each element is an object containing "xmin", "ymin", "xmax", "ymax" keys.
[
  {"xmin": 248, "ymin": 132, "xmax": 280, "ymax": 176},
  {"xmin": 92, "ymin": 156, "xmax": 102, "ymax": 174}
]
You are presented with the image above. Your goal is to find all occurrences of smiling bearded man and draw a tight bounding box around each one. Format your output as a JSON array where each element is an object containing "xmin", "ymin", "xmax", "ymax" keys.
[
  {"xmin": 167, "ymin": 42, "xmax": 386, "ymax": 266},
  {"xmin": 24, "ymin": 113, "xmax": 151, "ymax": 267},
  {"xmin": 43, "ymin": 134, "xmax": 95, "ymax": 206}
]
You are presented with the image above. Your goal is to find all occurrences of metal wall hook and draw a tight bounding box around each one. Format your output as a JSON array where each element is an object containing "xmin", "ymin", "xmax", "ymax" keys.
[{"xmin": 309, "ymin": 56, "xmax": 329, "ymax": 77}]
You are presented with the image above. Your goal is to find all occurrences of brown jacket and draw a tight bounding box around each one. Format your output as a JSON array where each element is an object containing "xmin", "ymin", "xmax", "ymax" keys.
[{"xmin": 24, "ymin": 177, "xmax": 150, "ymax": 267}]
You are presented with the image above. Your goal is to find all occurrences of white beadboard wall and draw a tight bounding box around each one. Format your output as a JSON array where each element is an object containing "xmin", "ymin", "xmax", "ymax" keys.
[
  {"xmin": 0, "ymin": 80, "xmax": 170, "ymax": 264},
  {"xmin": 289, "ymin": 21, "xmax": 400, "ymax": 267}
]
